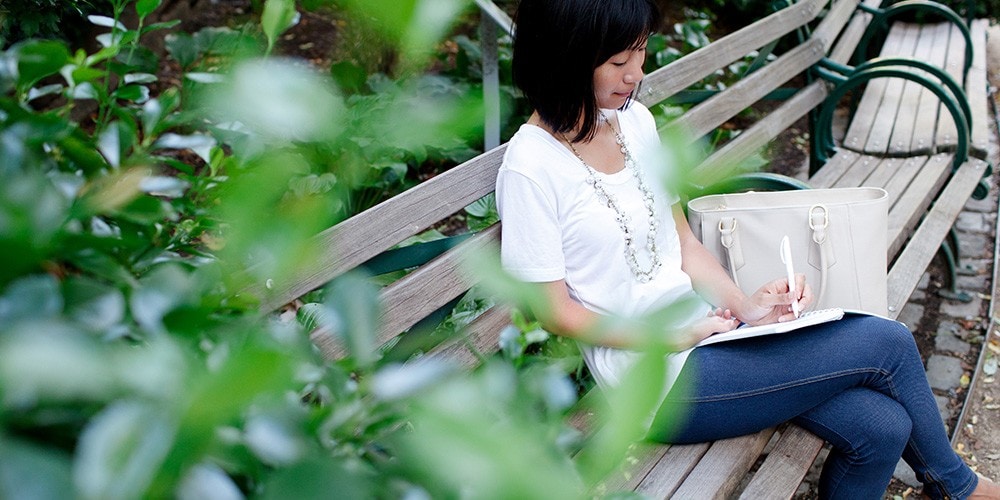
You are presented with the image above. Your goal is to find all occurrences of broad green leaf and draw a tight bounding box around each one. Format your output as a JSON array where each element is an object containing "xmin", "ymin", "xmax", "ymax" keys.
[
  {"xmin": 261, "ymin": 0, "xmax": 299, "ymax": 54},
  {"xmin": 210, "ymin": 58, "xmax": 344, "ymax": 142},
  {"xmin": 74, "ymin": 401, "xmax": 177, "ymax": 500},
  {"xmin": 124, "ymin": 73, "xmax": 157, "ymax": 84},
  {"xmin": 14, "ymin": 40, "xmax": 70, "ymax": 94},
  {"xmin": 141, "ymin": 20, "xmax": 182, "ymax": 35},
  {"xmin": 113, "ymin": 83, "xmax": 150, "ymax": 103},
  {"xmin": 136, "ymin": 0, "xmax": 163, "ymax": 19},
  {"xmin": 325, "ymin": 272, "xmax": 380, "ymax": 369},
  {"xmin": 129, "ymin": 264, "xmax": 193, "ymax": 335},
  {"xmin": 259, "ymin": 457, "xmax": 373, "ymax": 499},
  {"xmin": 164, "ymin": 33, "xmax": 197, "ymax": 68},
  {"xmin": 87, "ymin": 15, "xmax": 127, "ymax": 31},
  {"xmin": 330, "ymin": 60, "xmax": 367, "ymax": 94}
]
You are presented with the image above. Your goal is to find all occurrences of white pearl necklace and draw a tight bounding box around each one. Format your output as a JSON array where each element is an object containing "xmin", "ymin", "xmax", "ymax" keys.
[{"xmin": 562, "ymin": 117, "xmax": 662, "ymax": 283}]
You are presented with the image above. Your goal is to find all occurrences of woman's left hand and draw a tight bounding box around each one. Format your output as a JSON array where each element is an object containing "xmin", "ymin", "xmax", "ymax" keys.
[{"xmin": 739, "ymin": 273, "xmax": 814, "ymax": 325}]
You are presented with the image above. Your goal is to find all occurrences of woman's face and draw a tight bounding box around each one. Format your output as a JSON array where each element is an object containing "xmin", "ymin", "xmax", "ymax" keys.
[{"xmin": 593, "ymin": 40, "xmax": 647, "ymax": 110}]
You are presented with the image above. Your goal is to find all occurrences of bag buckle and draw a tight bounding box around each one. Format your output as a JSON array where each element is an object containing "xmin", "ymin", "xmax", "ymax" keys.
[
  {"xmin": 809, "ymin": 205, "xmax": 829, "ymax": 244},
  {"xmin": 719, "ymin": 218, "xmax": 737, "ymax": 249},
  {"xmin": 809, "ymin": 205, "xmax": 829, "ymax": 230}
]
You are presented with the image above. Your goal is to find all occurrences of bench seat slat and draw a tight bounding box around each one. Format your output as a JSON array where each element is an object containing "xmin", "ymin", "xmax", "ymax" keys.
[
  {"xmin": 739, "ymin": 425, "xmax": 825, "ymax": 500},
  {"xmin": 886, "ymin": 158, "xmax": 990, "ymax": 316},
  {"xmin": 671, "ymin": 428, "xmax": 777, "ymax": 499},
  {"xmin": 635, "ymin": 442, "xmax": 711, "ymax": 498},
  {"xmin": 864, "ymin": 24, "xmax": 919, "ymax": 155},
  {"xmin": 968, "ymin": 20, "xmax": 990, "ymax": 158},
  {"xmin": 935, "ymin": 22, "xmax": 966, "ymax": 149}
]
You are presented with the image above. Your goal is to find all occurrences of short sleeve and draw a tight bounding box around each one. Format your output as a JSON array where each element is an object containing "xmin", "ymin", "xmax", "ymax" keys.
[{"xmin": 496, "ymin": 168, "xmax": 566, "ymax": 282}]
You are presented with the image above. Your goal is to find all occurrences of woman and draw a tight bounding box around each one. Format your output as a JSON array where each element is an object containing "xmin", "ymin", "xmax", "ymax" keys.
[{"xmin": 496, "ymin": 0, "xmax": 1000, "ymax": 498}]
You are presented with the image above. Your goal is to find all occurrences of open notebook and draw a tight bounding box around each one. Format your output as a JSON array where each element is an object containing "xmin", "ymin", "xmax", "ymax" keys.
[{"xmin": 695, "ymin": 308, "xmax": 845, "ymax": 347}]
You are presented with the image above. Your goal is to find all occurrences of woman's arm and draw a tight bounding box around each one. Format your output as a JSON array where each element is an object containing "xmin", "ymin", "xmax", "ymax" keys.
[
  {"xmin": 672, "ymin": 204, "xmax": 810, "ymax": 325},
  {"xmin": 533, "ymin": 279, "xmax": 738, "ymax": 351}
]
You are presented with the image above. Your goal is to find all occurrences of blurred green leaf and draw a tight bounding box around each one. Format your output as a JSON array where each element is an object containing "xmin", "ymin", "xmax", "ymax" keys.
[
  {"xmin": 261, "ymin": 0, "xmax": 298, "ymax": 55},
  {"xmin": 260, "ymin": 457, "xmax": 373, "ymax": 499},
  {"xmin": 0, "ymin": 275, "xmax": 63, "ymax": 324},
  {"xmin": 74, "ymin": 401, "xmax": 178, "ymax": 500},
  {"xmin": 176, "ymin": 463, "xmax": 243, "ymax": 500},
  {"xmin": 164, "ymin": 33, "xmax": 197, "ymax": 69},
  {"xmin": 136, "ymin": 0, "xmax": 163, "ymax": 19},
  {"xmin": 63, "ymin": 277, "xmax": 127, "ymax": 332},
  {"xmin": 325, "ymin": 272, "xmax": 379, "ymax": 369},
  {"xmin": 0, "ymin": 436, "xmax": 75, "ymax": 500},
  {"xmin": 14, "ymin": 40, "xmax": 70, "ymax": 96},
  {"xmin": 330, "ymin": 61, "xmax": 367, "ymax": 94},
  {"xmin": 130, "ymin": 264, "xmax": 195, "ymax": 335}
]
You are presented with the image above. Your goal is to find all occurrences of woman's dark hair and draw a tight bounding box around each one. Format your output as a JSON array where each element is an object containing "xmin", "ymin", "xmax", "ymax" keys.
[{"xmin": 512, "ymin": 0, "xmax": 661, "ymax": 142}]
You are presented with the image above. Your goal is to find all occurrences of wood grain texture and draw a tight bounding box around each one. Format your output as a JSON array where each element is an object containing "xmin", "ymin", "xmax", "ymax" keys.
[
  {"xmin": 248, "ymin": 146, "xmax": 505, "ymax": 312},
  {"xmin": 886, "ymin": 158, "xmax": 989, "ymax": 316},
  {"xmin": 670, "ymin": 429, "xmax": 776, "ymax": 499},
  {"xmin": 739, "ymin": 425, "xmax": 825, "ymax": 500},
  {"xmin": 638, "ymin": 0, "xmax": 827, "ymax": 107}
]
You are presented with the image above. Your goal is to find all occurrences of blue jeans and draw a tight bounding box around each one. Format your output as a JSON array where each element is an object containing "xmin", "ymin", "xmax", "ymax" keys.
[{"xmin": 648, "ymin": 315, "xmax": 977, "ymax": 499}]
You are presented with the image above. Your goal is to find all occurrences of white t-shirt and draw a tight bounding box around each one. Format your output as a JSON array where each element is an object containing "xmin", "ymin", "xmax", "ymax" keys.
[{"xmin": 496, "ymin": 103, "xmax": 711, "ymax": 396}]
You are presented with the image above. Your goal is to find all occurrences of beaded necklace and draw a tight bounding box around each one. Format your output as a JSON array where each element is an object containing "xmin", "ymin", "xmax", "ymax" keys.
[{"xmin": 561, "ymin": 115, "xmax": 662, "ymax": 283}]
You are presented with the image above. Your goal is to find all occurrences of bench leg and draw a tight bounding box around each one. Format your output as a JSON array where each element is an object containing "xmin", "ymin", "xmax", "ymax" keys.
[{"xmin": 936, "ymin": 229, "xmax": 974, "ymax": 302}]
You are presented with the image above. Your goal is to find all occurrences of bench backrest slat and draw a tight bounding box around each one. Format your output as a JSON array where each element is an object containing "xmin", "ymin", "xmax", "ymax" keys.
[
  {"xmin": 637, "ymin": 0, "xmax": 828, "ymax": 107},
  {"xmin": 376, "ymin": 225, "xmax": 500, "ymax": 341},
  {"xmin": 673, "ymin": 39, "xmax": 825, "ymax": 141},
  {"xmin": 254, "ymin": 146, "xmax": 505, "ymax": 312}
]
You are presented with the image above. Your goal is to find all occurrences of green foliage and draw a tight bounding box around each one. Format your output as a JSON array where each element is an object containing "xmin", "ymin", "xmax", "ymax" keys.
[
  {"xmin": 0, "ymin": 0, "xmax": 702, "ymax": 497},
  {"xmin": 0, "ymin": 0, "xmax": 104, "ymax": 48}
]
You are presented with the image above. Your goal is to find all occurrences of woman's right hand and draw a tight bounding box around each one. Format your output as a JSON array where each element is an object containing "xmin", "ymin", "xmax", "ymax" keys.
[{"xmin": 674, "ymin": 308, "xmax": 740, "ymax": 350}]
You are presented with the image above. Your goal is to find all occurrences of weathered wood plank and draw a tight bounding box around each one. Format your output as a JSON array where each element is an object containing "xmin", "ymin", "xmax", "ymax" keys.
[
  {"xmin": 886, "ymin": 158, "xmax": 989, "ymax": 316},
  {"xmin": 674, "ymin": 39, "xmax": 825, "ymax": 141},
  {"xmin": 905, "ymin": 23, "xmax": 949, "ymax": 155},
  {"xmin": 935, "ymin": 22, "xmax": 966, "ymax": 150},
  {"xmin": 739, "ymin": 425, "xmax": 825, "ymax": 500},
  {"xmin": 670, "ymin": 429, "xmax": 777, "ymax": 499},
  {"xmin": 635, "ymin": 442, "xmax": 712, "ymax": 498},
  {"xmin": 967, "ymin": 19, "xmax": 990, "ymax": 159},
  {"xmin": 689, "ymin": 82, "xmax": 828, "ymax": 185},
  {"xmin": 430, "ymin": 304, "xmax": 510, "ymax": 369},
  {"xmin": 249, "ymin": 146, "xmax": 505, "ymax": 312},
  {"xmin": 638, "ymin": 0, "xmax": 828, "ymax": 107},
  {"xmin": 808, "ymin": 151, "xmax": 866, "ymax": 189},
  {"xmin": 377, "ymin": 225, "xmax": 500, "ymax": 343},
  {"xmin": 884, "ymin": 154, "xmax": 952, "ymax": 257},
  {"xmin": 824, "ymin": 0, "xmax": 881, "ymax": 64},
  {"xmin": 307, "ymin": 225, "xmax": 501, "ymax": 360},
  {"xmin": 600, "ymin": 444, "xmax": 672, "ymax": 494},
  {"xmin": 861, "ymin": 22, "xmax": 917, "ymax": 155},
  {"xmin": 887, "ymin": 24, "xmax": 925, "ymax": 155}
]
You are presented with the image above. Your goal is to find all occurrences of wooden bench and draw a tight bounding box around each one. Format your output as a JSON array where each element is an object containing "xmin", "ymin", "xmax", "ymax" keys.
[{"xmin": 245, "ymin": 0, "xmax": 992, "ymax": 497}]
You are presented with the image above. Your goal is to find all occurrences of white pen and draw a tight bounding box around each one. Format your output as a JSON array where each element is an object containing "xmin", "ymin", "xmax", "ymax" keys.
[{"xmin": 779, "ymin": 235, "xmax": 800, "ymax": 318}]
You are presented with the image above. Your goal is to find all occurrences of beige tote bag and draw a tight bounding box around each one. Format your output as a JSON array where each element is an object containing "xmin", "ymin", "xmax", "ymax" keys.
[{"xmin": 687, "ymin": 187, "xmax": 889, "ymax": 316}]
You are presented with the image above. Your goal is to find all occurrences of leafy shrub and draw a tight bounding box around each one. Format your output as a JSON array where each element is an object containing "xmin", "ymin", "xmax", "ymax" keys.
[{"xmin": 0, "ymin": 0, "xmax": 108, "ymax": 48}]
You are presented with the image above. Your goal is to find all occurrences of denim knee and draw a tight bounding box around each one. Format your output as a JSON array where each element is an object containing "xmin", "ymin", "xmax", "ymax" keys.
[
  {"xmin": 848, "ymin": 407, "xmax": 912, "ymax": 467},
  {"xmin": 852, "ymin": 316, "xmax": 917, "ymax": 354}
]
